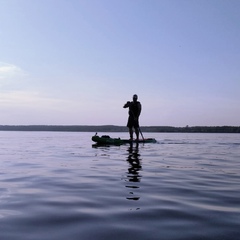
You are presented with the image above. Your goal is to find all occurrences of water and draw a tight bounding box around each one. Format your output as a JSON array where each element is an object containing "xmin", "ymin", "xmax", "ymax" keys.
[{"xmin": 0, "ymin": 131, "xmax": 239, "ymax": 240}]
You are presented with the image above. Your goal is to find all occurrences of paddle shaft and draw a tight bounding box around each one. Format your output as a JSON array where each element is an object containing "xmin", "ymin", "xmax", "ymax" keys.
[{"xmin": 138, "ymin": 126, "xmax": 144, "ymax": 140}]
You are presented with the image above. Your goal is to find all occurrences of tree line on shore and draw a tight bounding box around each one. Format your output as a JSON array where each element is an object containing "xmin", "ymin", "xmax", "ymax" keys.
[{"xmin": 0, "ymin": 125, "xmax": 239, "ymax": 133}]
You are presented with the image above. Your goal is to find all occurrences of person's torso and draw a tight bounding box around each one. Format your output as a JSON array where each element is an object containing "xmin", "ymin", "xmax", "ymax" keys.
[{"xmin": 129, "ymin": 101, "xmax": 140, "ymax": 116}]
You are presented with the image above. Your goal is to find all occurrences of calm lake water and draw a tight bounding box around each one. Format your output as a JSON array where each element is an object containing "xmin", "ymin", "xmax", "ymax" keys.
[{"xmin": 0, "ymin": 131, "xmax": 239, "ymax": 240}]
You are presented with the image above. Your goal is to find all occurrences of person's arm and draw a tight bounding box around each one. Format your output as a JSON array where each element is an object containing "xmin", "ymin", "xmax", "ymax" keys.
[
  {"xmin": 137, "ymin": 102, "xmax": 142, "ymax": 117},
  {"xmin": 123, "ymin": 101, "xmax": 130, "ymax": 108}
]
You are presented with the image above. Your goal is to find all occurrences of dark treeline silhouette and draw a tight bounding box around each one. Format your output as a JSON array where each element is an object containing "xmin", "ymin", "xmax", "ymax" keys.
[
  {"xmin": 146, "ymin": 126, "xmax": 240, "ymax": 133},
  {"xmin": 0, "ymin": 125, "xmax": 240, "ymax": 133}
]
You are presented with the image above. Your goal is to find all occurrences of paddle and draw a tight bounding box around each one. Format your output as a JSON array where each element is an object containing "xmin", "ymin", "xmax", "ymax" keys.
[{"xmin": 138, "ymin": 126, "xmax": 144, "ymax": 141}]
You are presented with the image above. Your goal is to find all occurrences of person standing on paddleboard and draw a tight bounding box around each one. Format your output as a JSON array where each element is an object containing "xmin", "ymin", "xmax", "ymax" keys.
[{"xmin": 123, "ymin": 94, "xmax": 142, "ymax": 140}]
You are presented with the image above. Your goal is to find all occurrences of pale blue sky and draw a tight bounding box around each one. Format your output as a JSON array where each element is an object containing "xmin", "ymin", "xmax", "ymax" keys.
[{"xmin": 0, "ymin": 0, "xmax": 239, "ymax": 126}]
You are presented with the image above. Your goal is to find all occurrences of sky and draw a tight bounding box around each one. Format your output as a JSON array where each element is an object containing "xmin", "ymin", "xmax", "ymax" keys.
[{"xmin": 0, "ymin": 0, "xmax": 239, "ymax": 127}]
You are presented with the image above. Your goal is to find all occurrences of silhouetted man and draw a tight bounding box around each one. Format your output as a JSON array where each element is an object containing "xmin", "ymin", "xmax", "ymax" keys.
[{"xmin": 123, "ymin": 94, "xmax": 142, "ymax": 140}]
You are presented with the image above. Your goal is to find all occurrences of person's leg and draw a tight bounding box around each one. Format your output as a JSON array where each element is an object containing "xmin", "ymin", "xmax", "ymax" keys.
[
  {"xmin": 129, "ymin": 128, "xmax": 133, "ymax": 140},
  {"xmin": 135, "ymin": 127, "xmax": 139, "ymax": 140}
]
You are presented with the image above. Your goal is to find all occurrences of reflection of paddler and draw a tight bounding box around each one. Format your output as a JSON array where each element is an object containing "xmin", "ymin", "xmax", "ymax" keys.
[
  {"xmin": 126, "ymin": 143, "xmax": 141, "ymax": 201},
  {"xmin": 123, "ymin": 94, "xmax": 142, "ymax": 140},
  {"xmin": 126, "ymin": 143, "xmax": 141, "ymax": 183}
]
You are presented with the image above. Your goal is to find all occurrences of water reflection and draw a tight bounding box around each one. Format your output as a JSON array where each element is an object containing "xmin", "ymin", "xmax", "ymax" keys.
[{"xmin": 125, "ymin": 143, "xmax": 142, "ymax": 201}]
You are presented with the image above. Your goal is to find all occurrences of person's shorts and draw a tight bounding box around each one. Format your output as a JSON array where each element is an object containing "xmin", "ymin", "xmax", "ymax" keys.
[{"xmin": 127, "ymin": 116, "xmax": 139, "ymax": 128}]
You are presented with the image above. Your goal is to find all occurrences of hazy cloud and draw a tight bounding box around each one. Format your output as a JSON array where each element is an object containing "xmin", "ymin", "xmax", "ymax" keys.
[
  {"xmin": 0, "ymin": 62, "xmax": 27, "ymax": 80},
  {"xmin": 0, "ymin": 90, "xmax": 89, "ymax": 125},
  {"xmin": 0, "ymin": 90, "xmax": 70, "ymax": 108}
]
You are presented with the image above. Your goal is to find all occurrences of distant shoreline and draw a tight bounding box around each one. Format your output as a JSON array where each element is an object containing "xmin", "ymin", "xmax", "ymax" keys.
[{"xmin": 0, "ymin": 125, "xmax": 239, "ymax": 133}]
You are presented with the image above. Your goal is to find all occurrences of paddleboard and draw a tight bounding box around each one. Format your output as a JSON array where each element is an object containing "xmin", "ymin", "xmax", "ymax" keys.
[{"xmin": 92, "ymin": 134, "xmax": 157, "ymax": 145}]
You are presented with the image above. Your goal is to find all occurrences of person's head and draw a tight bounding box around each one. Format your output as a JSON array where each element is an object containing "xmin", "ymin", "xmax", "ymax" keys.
[{"xmin": 133, "ymin": 94, "xmax": 138, "ymax": 102}]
